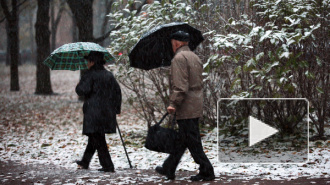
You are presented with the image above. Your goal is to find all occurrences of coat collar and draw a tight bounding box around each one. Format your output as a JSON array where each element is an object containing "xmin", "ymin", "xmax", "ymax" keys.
[
  {"xmin": 89, "ymin": 64, "xmax": 105, "ymax": 71},
  {"xmin": 175, "ymin": 45, "xmax": 190, "ymax": 54}
]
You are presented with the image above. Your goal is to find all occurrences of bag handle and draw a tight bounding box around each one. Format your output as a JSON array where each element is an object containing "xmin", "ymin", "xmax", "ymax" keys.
[
  {"xmin": 156, "ymin": 112, "xmax": 176, "ymax": 129},
  {"xmin": 156, "ymin": 112, "xmax": 169, "ymax": 126}
]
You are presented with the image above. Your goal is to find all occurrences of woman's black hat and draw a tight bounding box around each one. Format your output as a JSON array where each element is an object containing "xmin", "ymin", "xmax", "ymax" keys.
[{"xmin": 84, "ymin": 51, "xmax": 105, "ymax": 65}]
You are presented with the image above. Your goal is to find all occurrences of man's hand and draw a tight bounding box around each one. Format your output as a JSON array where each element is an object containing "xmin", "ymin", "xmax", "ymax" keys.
[{"xmin": 167, "ymin": 106, "xmax": 176, "ymax": 114}]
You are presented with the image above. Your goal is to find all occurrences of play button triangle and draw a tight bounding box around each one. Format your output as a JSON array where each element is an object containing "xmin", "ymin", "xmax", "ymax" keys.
[{"xmin": 249, "ymin": 116, "xmax": 278, "ymax": 147}]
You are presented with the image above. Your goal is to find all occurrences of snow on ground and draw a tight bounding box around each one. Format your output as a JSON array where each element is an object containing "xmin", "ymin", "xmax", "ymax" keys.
[{"xmin": 0, "ymin": 64, "xmax": 329, "ymax": 182}]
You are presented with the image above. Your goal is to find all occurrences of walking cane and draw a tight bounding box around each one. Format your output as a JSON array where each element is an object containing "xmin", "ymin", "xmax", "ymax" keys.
[{"xmin": 116, "ymin": 122, "xmax": 133, "ymax": 168}]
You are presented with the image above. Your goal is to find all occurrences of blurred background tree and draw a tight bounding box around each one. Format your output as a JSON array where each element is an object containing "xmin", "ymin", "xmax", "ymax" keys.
[
  {"xmin": 0, "ymin": 0, "xmax": 28, "ymax": 91},
  {"xmin": 35, "ymin": 0, "xmax": 52, "ymax": 94},
  {"xmin": 0, "ymin": 0, "xmax": 328, "ymax": 138}
]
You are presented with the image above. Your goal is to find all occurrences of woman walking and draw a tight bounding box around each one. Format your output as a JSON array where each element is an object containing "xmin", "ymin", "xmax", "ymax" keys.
[{"xmin": 75, "ymin": 51, "xmax": 121, "ymax": 172}]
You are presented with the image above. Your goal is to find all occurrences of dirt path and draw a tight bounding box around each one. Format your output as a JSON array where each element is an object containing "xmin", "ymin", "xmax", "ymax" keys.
[{"xmin": 1, "ymin": 160, "xmax": 329, "ymax": 185}]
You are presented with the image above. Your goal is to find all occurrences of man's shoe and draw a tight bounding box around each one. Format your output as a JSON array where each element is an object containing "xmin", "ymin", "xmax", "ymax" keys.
[
  {"xmin": 75, "ymin": 160, "xmax": 88, "ymax": 169},
  {"xmin": 98, "ymin": 167, "xmax": 115, "ymax": 172},
  {"xmin": 155, "ymin": 166, "xmax": 175, "ymax": 180},
  {"xmin": 190, "ymin": 174, "xmax": 215, "ymax": 181}
]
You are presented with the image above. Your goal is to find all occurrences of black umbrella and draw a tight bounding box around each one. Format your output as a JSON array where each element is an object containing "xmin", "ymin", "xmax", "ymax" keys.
[{"xmin": 129, "ymin": 22, "xmax": 204, "ymax": 70}]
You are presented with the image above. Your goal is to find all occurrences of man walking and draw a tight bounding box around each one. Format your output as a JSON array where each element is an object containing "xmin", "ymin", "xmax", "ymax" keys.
[{"xmin": 155, "ymin": 31, "xmax": 215, "ymax": 181}]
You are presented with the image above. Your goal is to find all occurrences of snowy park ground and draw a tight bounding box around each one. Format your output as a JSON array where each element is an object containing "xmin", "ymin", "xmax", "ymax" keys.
[{"xmin": 0, "ymin": 64, "xmax": 329, "ymax": 184}]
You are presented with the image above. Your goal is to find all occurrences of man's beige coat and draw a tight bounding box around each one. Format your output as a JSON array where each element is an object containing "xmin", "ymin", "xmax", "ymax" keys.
[{"xmin": 169, "ymin": 46, "xmax": 203, "ymax": 120}]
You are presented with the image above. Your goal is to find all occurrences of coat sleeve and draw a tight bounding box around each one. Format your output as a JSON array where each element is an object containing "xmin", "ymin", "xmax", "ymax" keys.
[
  {"xmin": 169, "ymin": 55, "xmax": 188, "ymax": 109},
  {"xmin": 113, "ymin": 77, "xmax": 122, "ymax": 114},
  {"xmin": 75, "ymin": 72, "xmax": 93, "ymax": 97}
]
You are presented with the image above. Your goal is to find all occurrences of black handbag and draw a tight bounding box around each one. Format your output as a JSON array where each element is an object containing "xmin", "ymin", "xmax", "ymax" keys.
[{"xmin": 145, "ymin": 113, "xmax": 181, "ymax": 154}]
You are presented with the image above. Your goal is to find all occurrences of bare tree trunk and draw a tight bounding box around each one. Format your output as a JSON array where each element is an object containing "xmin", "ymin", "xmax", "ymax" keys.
[
  {"xmin": 35, "ymin": 0, "xmax": 53, "ymax": 94},
  {"xmin": 29, "ymin": 0, "xmax": 35, "ymax": 64},
  {"xmin": 67, "ymin": 0, "xmax": 94, "ymax": 100},
  {"xmin": 50, "ymin": 0, "xmax": 66, "ymax": 51},
  {"xmin": 1, "ymin": 0, "xmax": 20, "ymax": 91},
  {"xmin": 67, "ymin": 0, "xmax": 94, "ymax": 42},
  {"xmin": 9, "ymin": 3, "xmax": 19, "ymax": 91},
  {"xmin": 67, "ymin": 0, "xmax": 122, "ymax": 99},
  {"xmin": 72, "ymin": 15, "xmax": 78, "ymax": 42},
  {"xmin": 95, "ymin": 0, "xmax": 103, "ymax": 37},
  {"xmin": 50, "ymin": 0, "xmax": 55, "ymax": 51},
  {"xmin": 100, "ymin": 0, "xmax": 114, "ymax": 46},
  {"xmin": 5, "ymin": 20, "xmax": 10, "ymax": 66}
]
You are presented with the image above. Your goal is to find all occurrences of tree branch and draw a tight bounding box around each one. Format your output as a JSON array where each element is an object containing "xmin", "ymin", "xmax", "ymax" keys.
[
  {"xmin": 0, "ymin": 0, "xmax": 11, "ymax": 19},
  {"xmin": 54, "ymin": 0, "xmax": 66, "ymax": 28},
  {"xmin": 93, "ymin": 25, "xmax": 122, "ymax": 43},
  {"xmin": 17, "ymin": 0, "xmax": 28, "ymax": 8},
  {"xmin": 0, "ymin": 0, "xmax": 29, "ymax": 21}
]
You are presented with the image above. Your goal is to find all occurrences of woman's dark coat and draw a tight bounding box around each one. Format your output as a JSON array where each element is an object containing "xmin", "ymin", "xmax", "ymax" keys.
[{"xmin": 76, "ymin": 66, "xmax": 121, "ymax": 135}]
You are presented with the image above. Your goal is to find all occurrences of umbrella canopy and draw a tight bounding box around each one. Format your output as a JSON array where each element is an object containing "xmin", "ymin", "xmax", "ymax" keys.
[
  {"xmin": 129, "ymin": 22, "xmax": 204, "ymax": 70},
  {"xmin": 44, "ymin": 42, "xmax": 115, "ymax": 71}
]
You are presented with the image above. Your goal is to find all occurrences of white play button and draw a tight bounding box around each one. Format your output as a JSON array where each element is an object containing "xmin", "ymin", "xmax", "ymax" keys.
[
  {"xmin": 249, "ymin": 116, "xmax": 278, "ymax": 147},
  {"xmin": 219, "ymin": 98, "xmax": 308, "ymax": 163}
]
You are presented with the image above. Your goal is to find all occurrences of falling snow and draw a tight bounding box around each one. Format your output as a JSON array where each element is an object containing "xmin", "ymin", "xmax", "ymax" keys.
[{"xmin": 0, "ymin": 64, "xmax": 329, "ymax": 184}]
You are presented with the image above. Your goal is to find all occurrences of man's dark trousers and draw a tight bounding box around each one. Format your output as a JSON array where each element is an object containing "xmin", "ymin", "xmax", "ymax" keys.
[
  {"xmin": 162, "ymin": 118, "xmax": 214, "ymax": 176},
  {"xmin": 81, "ymin": 133, "xmax": 113, "ymax": 168}
]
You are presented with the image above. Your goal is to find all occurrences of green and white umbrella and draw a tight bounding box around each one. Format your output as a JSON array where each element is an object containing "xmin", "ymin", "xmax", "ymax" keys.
[{"xmin": 43, "ymin": 42, "xmax": 115, "ymax": 71}]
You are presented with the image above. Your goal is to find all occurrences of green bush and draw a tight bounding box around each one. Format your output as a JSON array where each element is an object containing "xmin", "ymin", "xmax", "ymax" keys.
[{"xmin": 108, "ymin": 0, "xmax": 329, "ymax": 138}]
